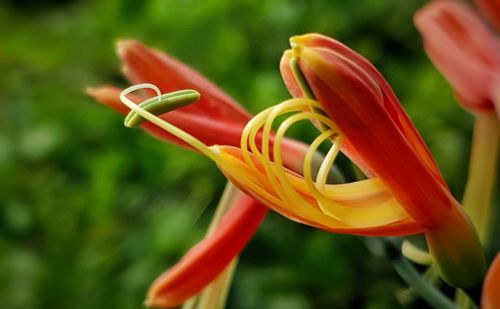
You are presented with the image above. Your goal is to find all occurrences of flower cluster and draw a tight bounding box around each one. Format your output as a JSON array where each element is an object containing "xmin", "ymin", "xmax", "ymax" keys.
[{"xmin": 89, "ymin": 1, "xmax": 500, "ymax": 307}]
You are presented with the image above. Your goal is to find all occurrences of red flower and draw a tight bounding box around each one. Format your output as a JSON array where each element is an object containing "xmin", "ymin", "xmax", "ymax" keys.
[
  {"xmin": 88, "ymin": 40, "xmax": 324, "ymax": 307},
  {"xmin": 276, "ymin": 33, "xmax": 485, "ymax": 288},
  {"xmin": 414, "ymin": 0, "xmax": 500, "ymax": 115}
]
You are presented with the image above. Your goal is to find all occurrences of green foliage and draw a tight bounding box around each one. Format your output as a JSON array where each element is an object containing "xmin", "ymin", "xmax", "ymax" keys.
[{"xmin": 1, "ymin": 0, "xmax": 473, "ymax": 308}]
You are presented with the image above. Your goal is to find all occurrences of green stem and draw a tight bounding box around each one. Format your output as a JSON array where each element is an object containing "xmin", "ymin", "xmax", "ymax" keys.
[
  {"xmin": 195, "ymin": 259, "xmax": 238, "ymax": 309},
  {"xmin": 393, "ymin": 256, "xmax": 457, "ymax": 309},
  {"xmin": 181, "ymin": 183, "xmax": 242, "ymax": 309},
  {"xmin": 462, "ymin": 113, "xmax": 500, "ymax": 244},
  {"xmin": 365, "ymin": 238, "xmax": 456, "ymax": 308}
]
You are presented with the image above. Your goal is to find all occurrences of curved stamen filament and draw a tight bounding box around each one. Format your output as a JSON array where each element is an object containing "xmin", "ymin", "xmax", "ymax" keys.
[
  {"xmin": 272, "ymin": 113, "xmax": 339, "ymax": 213},
  {"xmin": 120, "ymin": 83, "xmax": 219, "ymax": 161},
  {"xmin": 261, "ymin": 100, "xmax": 325, "ymax": 202},
  {"xmin": 241, "ymin": 96, "xmax": 408, "ymax": 227},
  {"xmin": 316, "ymin": 134, "xmax": 343, "ymax": 191},
  {"xmin": 240, "ymin": 98, "xmax": 333, "ymax": 192}
]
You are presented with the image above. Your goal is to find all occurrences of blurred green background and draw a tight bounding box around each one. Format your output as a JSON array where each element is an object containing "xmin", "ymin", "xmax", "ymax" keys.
[{"xmin": 1, "ymin": 0, "xmax": 477, "ymax": 308}]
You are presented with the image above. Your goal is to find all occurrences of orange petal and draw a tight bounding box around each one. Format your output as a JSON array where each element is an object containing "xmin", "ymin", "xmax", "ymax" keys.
[
  {"xmin": 117, "ymin": 40, "xmax": 251, "ymax": 124},
  {"xmin": 146, "ymin": 195, "xmax": 267, "ymax": 308},
  {"xmin": 414, "ymin": 1, "xmax": 500, "ymax": 113},
  {"xmin": 482, "ymin": 254, "xmax": 500, "ymax": 309}
]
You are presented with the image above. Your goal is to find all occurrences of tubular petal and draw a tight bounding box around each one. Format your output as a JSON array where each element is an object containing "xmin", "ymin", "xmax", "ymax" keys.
[
  {"xmin": 146, "ymin": 195, "xmax": 267, "ymax": 308},
  {"xmin": 425, "ymin": 207, "xmax": 485, "ymax": 288},
  {"xmin": 414, "ymin": 1, "xmax": 500, "ymax": 113},
  {"xmin": 280, "ymin": 50, "xmax": 305, "ymax": 98}
]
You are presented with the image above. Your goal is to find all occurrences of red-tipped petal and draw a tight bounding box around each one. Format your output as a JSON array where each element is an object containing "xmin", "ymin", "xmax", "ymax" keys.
[
  {"xmin": 482, "ymin": 254, "xmax": 500, "ymax": 309},
  {"xmin": 415, "ymin": 1, "xmax": 500, "ymax": 113},
  {"xmin": 474, "ymin": 0, "xmax": 500, "ymax": 32},
  {"xmin": 146, "ymin": 195, "xmax": 267, "ymax": 308},
  {"xmin": 117, "ymin": 40, "xmax": 251, "ymax": 124}
]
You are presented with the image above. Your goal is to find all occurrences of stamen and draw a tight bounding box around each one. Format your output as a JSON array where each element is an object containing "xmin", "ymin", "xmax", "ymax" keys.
[
  {"xmin": 289, "ymin": 57, "xmax": 329, "ymax": 132},
  {"xmin": 273, "ymin": 110, "xmax": 338, "ymax": 209},
  {"xmin": 119, "ymin": 83, "xmax": 218, "ymax": 161},
  {"xmin": 316, "ymin": 133, "xmax": 343, "ymax": 191},
  {"xmin": 238, "ymin": 97, "xmax": 345, "ymax": 220},
  {"xmin": 289, "ymin": 57, "xmax": 315, "ymax": 99}
]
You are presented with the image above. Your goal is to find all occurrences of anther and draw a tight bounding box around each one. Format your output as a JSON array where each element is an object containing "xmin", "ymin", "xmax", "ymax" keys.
[{"xmin": 121, "ymin": 84, "xmax": 200, "ymax": 128}]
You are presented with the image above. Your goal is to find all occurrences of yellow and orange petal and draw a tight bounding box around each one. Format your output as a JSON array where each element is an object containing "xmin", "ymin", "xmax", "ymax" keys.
[{"xmin": 215, "ymin": 145, "xmax": 426, "ymax": 236}]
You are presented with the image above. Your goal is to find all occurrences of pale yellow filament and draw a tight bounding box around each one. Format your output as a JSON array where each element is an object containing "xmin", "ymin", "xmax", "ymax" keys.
[
  {"xmin": 272, "ymin": 114, "xmax": 338, "ymax": 215},
  {"xmin": 120, "ymin": 84, "xmax": 411, "ymax": 230},
  {"xmin": 240, "ymin": 99, "xmax": 337, "ymax": 214}
]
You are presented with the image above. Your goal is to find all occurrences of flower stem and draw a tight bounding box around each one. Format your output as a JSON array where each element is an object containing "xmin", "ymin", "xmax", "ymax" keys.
[
  {"xmin": 182, "ymin": 183, "xmax": 242, "ymax": 309},
  {"xmin": 393, "ymin": 256, "xmax": 457, "ymax": 309},
  {"xmin": 365, "ymin": 238, "xmax": 456, "ymax": 308},
  {"xmin": 462, "ymin": 113, "xmax": 500, "ymax": 245}
]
